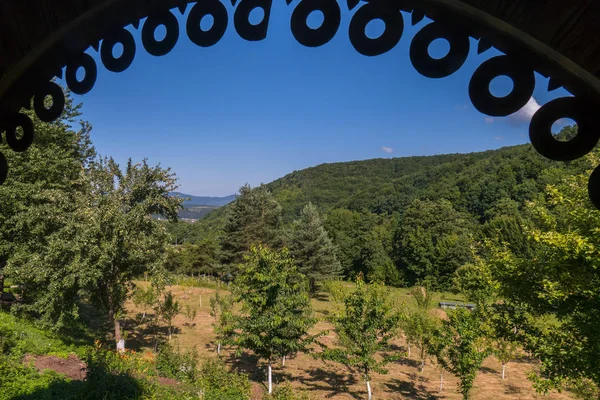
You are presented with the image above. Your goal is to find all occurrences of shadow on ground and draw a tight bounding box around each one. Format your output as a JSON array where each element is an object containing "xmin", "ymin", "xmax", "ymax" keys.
[{"xmin": 385, "ymin": 378, "xmax": 441, "ymax": 400}]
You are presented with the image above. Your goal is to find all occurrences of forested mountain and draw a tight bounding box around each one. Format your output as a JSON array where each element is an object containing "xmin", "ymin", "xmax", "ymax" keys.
[{"xmin": 168, "ymin": 126, "xmax": 593, "ymax": 288}]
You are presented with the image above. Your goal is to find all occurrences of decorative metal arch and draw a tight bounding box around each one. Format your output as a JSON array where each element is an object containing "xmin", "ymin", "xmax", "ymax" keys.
[{"xmin": 1, "ymin": 0, "xmax": 599, "ymax": 206}]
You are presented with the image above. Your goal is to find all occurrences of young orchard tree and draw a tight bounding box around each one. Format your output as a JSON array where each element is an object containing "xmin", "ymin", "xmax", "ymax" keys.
[
  {"xmin": 402, "ymin": 310, "xmax": 438, "ymax": 372},
  {"xmin": 209, "ymin": 290, "xmax": 236, "ymax": 355},
  {"xmin": 287, "ymin": 203, "xmax": 342, "ymax": 294},
  {"xmin": 431, "ymin": 308, "xmax": 491, "ymax": 400},
  {"xmin": 453, "ymin": 256, "xmax": 498, "ymax": 306},
  {"xmin": 183, "ymin": 304, "xmax": 197, "ymax": 328},
  {"xmin": 75, "ymin": 157, "xmax": 181, "ymax": 351},
  {"xmin": 132, "ymin": 284, "xmax": 158, "ymax": 320},
  {"xmin": 158, "ymin": 291, "xmax": 180, "ymax": 340},
  {"xmin": 320, "ymin": 278, "xmax": 401, "ymax": 400},
  {"xmin": 233, "ymin": 246, "xmax": 318, "ymax": 395},
  {"xmin": 401, "ymin": 286, "xmax": 438, "ymax": 371},
  {"xmin": 494, "ymin": 338, "xmax": 519, "ymax": 380}
]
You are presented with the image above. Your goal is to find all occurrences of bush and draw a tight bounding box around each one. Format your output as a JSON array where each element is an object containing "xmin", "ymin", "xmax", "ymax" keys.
[
  {"xmin": 267, "ymin": 382, "xmax": 313, "ymax": 400},
  {"xmin": 156, "ymin": 342, "xmax": 198, "ymax": 383},
  {"xmin": 199, "ymin": 358, "xmax": 251, "ymax": 399}
]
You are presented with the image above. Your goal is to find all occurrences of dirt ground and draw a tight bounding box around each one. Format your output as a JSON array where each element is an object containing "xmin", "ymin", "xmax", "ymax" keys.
[
  {"xmin": 120, "ymin": 283, "xmax": 576, "ymax": 400},
  {"xmin": 23, "ymin": 353, "xmax": 87, "ymax": 381}
]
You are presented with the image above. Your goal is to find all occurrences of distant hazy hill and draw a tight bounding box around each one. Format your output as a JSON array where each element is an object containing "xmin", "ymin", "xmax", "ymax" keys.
[{"xmin": 170, "ymin": 192, "xmax": 236, "ymax": 220}]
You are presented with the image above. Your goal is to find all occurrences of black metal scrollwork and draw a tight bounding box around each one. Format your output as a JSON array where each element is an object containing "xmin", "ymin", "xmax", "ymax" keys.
[
  {"xmin": 410, "ymin": 22, "xmax": 469, "ymax": 78},
  {"xmin": 529, "ymin": 97, "xmax": 600, "ymax": 162},
  {"xmin": 1, "ymin": 0, "xmax": 599, "ymax": 209},
  {"xmin": 66, "ymin": 53, "xmax": 98, "ymax": 95},
  {"xmin": 187, "ymin": 0, "xmax": 229, "ymax": 47},
  {"xmin": 469, "ymin": 55, "xmax": 535, "ymax": 117},
  {"xmin": 34, "ymin": 81, "xmax": 65, "ymax": 123},
  {"xmin": 234, "ymin": 0, "xmax": 273, "ymax": 42},
  {"xmin": 291, "ymin": 0, "xmax": 341, "ymax": 47},
  {"xmin": 142, "ymin": 10, "xmax": 180, "ymax": 56},
  {"xmin": 0, "ymin": 151, "xmax": 7, "ymax": 185},
  {"xmin": 101, "ymin": 28, "xmax": 136, "ymax": 72},
  {"xmin": 5, "ymin": 113, "xmax": 34, "ymax": 153},
  {"xmin": 349, "ymin": 2, "xmax": 404, "ymax": 57}
]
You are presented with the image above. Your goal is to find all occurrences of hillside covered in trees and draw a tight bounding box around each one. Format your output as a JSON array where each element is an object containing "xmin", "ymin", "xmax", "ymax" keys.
[{"xmin": 170, "ymin": 126, "xmax": 589, "ymax": 289}]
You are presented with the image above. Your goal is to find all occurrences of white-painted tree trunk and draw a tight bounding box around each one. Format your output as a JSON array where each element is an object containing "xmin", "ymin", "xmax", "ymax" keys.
[
  {"xmin": 420, "ymin": 358, "xmax": 425, "ymax": 372},
  {"xmin": 502, "ymin": 363, "xmax": 506, "ymax": 380},
  {"xmin": 439, "ymin": 370, "xmax": 444, "ymax": 391},
  {"xmin": 282, "ymin": 355, "xmax": 286, "ymax": 367},
  {"xmin": 366, "ymin": 380, "xmax": 372, "ymax": 400},
  {"xmin": 217, "ymin": 342, "xmax": 221, "ymax": 355},
  {"xmin": 407, "ymin": 343, "xmax": 411, "ymax": 357},
  {"xmin": 268, "ymin": 362, "xmax": 273, "ymax": 394}
]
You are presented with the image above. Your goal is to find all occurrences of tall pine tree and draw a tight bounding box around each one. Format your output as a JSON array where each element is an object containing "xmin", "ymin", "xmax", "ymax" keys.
[
  {"xmin": 219, "ymin": 184, "xmax": 282, "ymax": 272},
  {"xmin": 287, "ymin": 203, "xmax": 342, "ymax": 294}
]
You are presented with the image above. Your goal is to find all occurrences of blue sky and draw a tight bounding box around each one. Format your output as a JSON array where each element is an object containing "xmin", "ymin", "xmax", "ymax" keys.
[{"xmin": 59, "ymin": 2, "xmax": 572, "ymax": 196}]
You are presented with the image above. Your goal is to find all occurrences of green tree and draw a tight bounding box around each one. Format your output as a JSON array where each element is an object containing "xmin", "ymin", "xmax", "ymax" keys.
[
  {"xmin": 1, "ymin": 92, "xmax": 95, "ymax": 329},
  {"xmin": 157, "ymin": 291, "xmax": 180, "ymax": 340},
  {"xmin": 453, "ymin": 256, "xmax": 497, "ymax": 306},
  {"xmin": 220, "ymin": 185, "xmax": 282, "ymax": 270},
  {"xmin": 320, "ymin": 278, "xmax": 401, "ymax": 400},
  {"xmin": 132, "ymin": 284, "xmax": 158, "ymax": 320},
  {"xmin": 53, "ymin": 157, "xmax": 180, "ymax": 350},
  {"xmin": 402, "ymin": 287, "xmax": 439, "ymax": 373},
  {"xmin": 233, "ymin": 246, "xmax": 317, "ymax": 395},
  {"xmin": 393, "ymin": 199, "xmax": 475, "ymax": 289},
  {"xmin": 432, "ymin": 308, "xmax": 490, "ymax": 400},
  {"xmin": 287, "ymin": 203, "xmax": 342, "ymax": 294},
  {"xmin": 487, "ymin": 162, "xmax": 600, "ymax": 393},
  {"xmin": 494, "ymin": 338, "xmax": 519, "ymax": 380},
  {"xmin": 209, "ymin": 290, "xmax": 236, "ymax": 355}
]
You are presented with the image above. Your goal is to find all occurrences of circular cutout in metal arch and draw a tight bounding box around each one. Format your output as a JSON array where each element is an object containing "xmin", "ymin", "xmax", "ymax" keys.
[
  {"xmin": 410, "ymin": 22, "xmax": 469, "ymax": 79},
  {"xmin": 469, "ymin": 55, "xmax": 535, "ymax": 117},
  {"xmin": 529, "ymin": 97, "xmax": 600, "ymax": 162},
  {"xmin": 291, "ymin": 0, "xmax": 341, "ymax": 47},
  {"xmin": 187, "ymin": 0, "xmax": 228, "ymax": 47},
  {"xmin": 0, "ymin": 152, "xmax": 7, "ymax": 185},
  {"xmin": 66, "ymin": 53, "xmax": 97, "ymax": 95},
  {"xmin": 234, "ymin": 0, "xmax": 273, "ymax": 42},
  {"xmin": 33, "ymin": 81, "xmax": 65, "ymax": 123},
  {"xmin": 101, "ymin": 28, "xmax": 136, "ymax": 73},
  {"xmin": 142, "ymin": 10, "xmax": 180, "ymax": 57},
  {"xmin": 5, "ymin": 113, "xmax": 34, "ymax": 153},
  {"xmin": 588, "ymin": 165, "xmax": 600, "ymax": 210},
  {"xmin": 349, "ymin": 3, "xmax": 403, "ymax": 57}
]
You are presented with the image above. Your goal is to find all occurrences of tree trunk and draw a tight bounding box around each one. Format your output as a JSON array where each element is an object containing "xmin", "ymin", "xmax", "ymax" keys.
[
  {"xmin": 366, "ymin": 380, "xmax": 372, "ymax": 400},
  {"xmin": 282, "ymin": 355, "xmax": 286, "ymax": 367},
  {"xmin": 168, "ymin": 324, "xmax": 172, "ymax": 340},
  {"xmin": 502, "ymin": 362, "xmax": 506, "ymax": 380},
  {"xmin": 108, "ymin": 300, "xmax": 125, "ymax": 353},
  {"xmin": 407, "ymin": 343, "xmax": 411, "ymax": 358},
  {"xmin": 420, "ymin": 358, "xmax": 425, "ymax": 373},
  {"xmin": 217, "ymin": 342, "xmax": 221, "ymax": 355},
  {"xmin": 268, "ymin": 361, "xmax": 273, "ymax": 394},
  {"xmin": 439, "ymin": 369, "xmax": 444, "ymax": 391}
]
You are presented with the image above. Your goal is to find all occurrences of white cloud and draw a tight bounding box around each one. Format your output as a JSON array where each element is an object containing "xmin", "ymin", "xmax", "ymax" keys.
[
  {"xmin": 381, "ymin": 146, "xmax": 393, "ymax": 154},
  {"xmin": 508, "ymin": 97, "xmax": 541, "ymax": 125},
  {"xmin": 494, "ymin": 136, "xmax": 504, "ymax": 141},
  {"xmin": 485, "ymin": 117, "xmax": 495, "ymax": 124}
]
